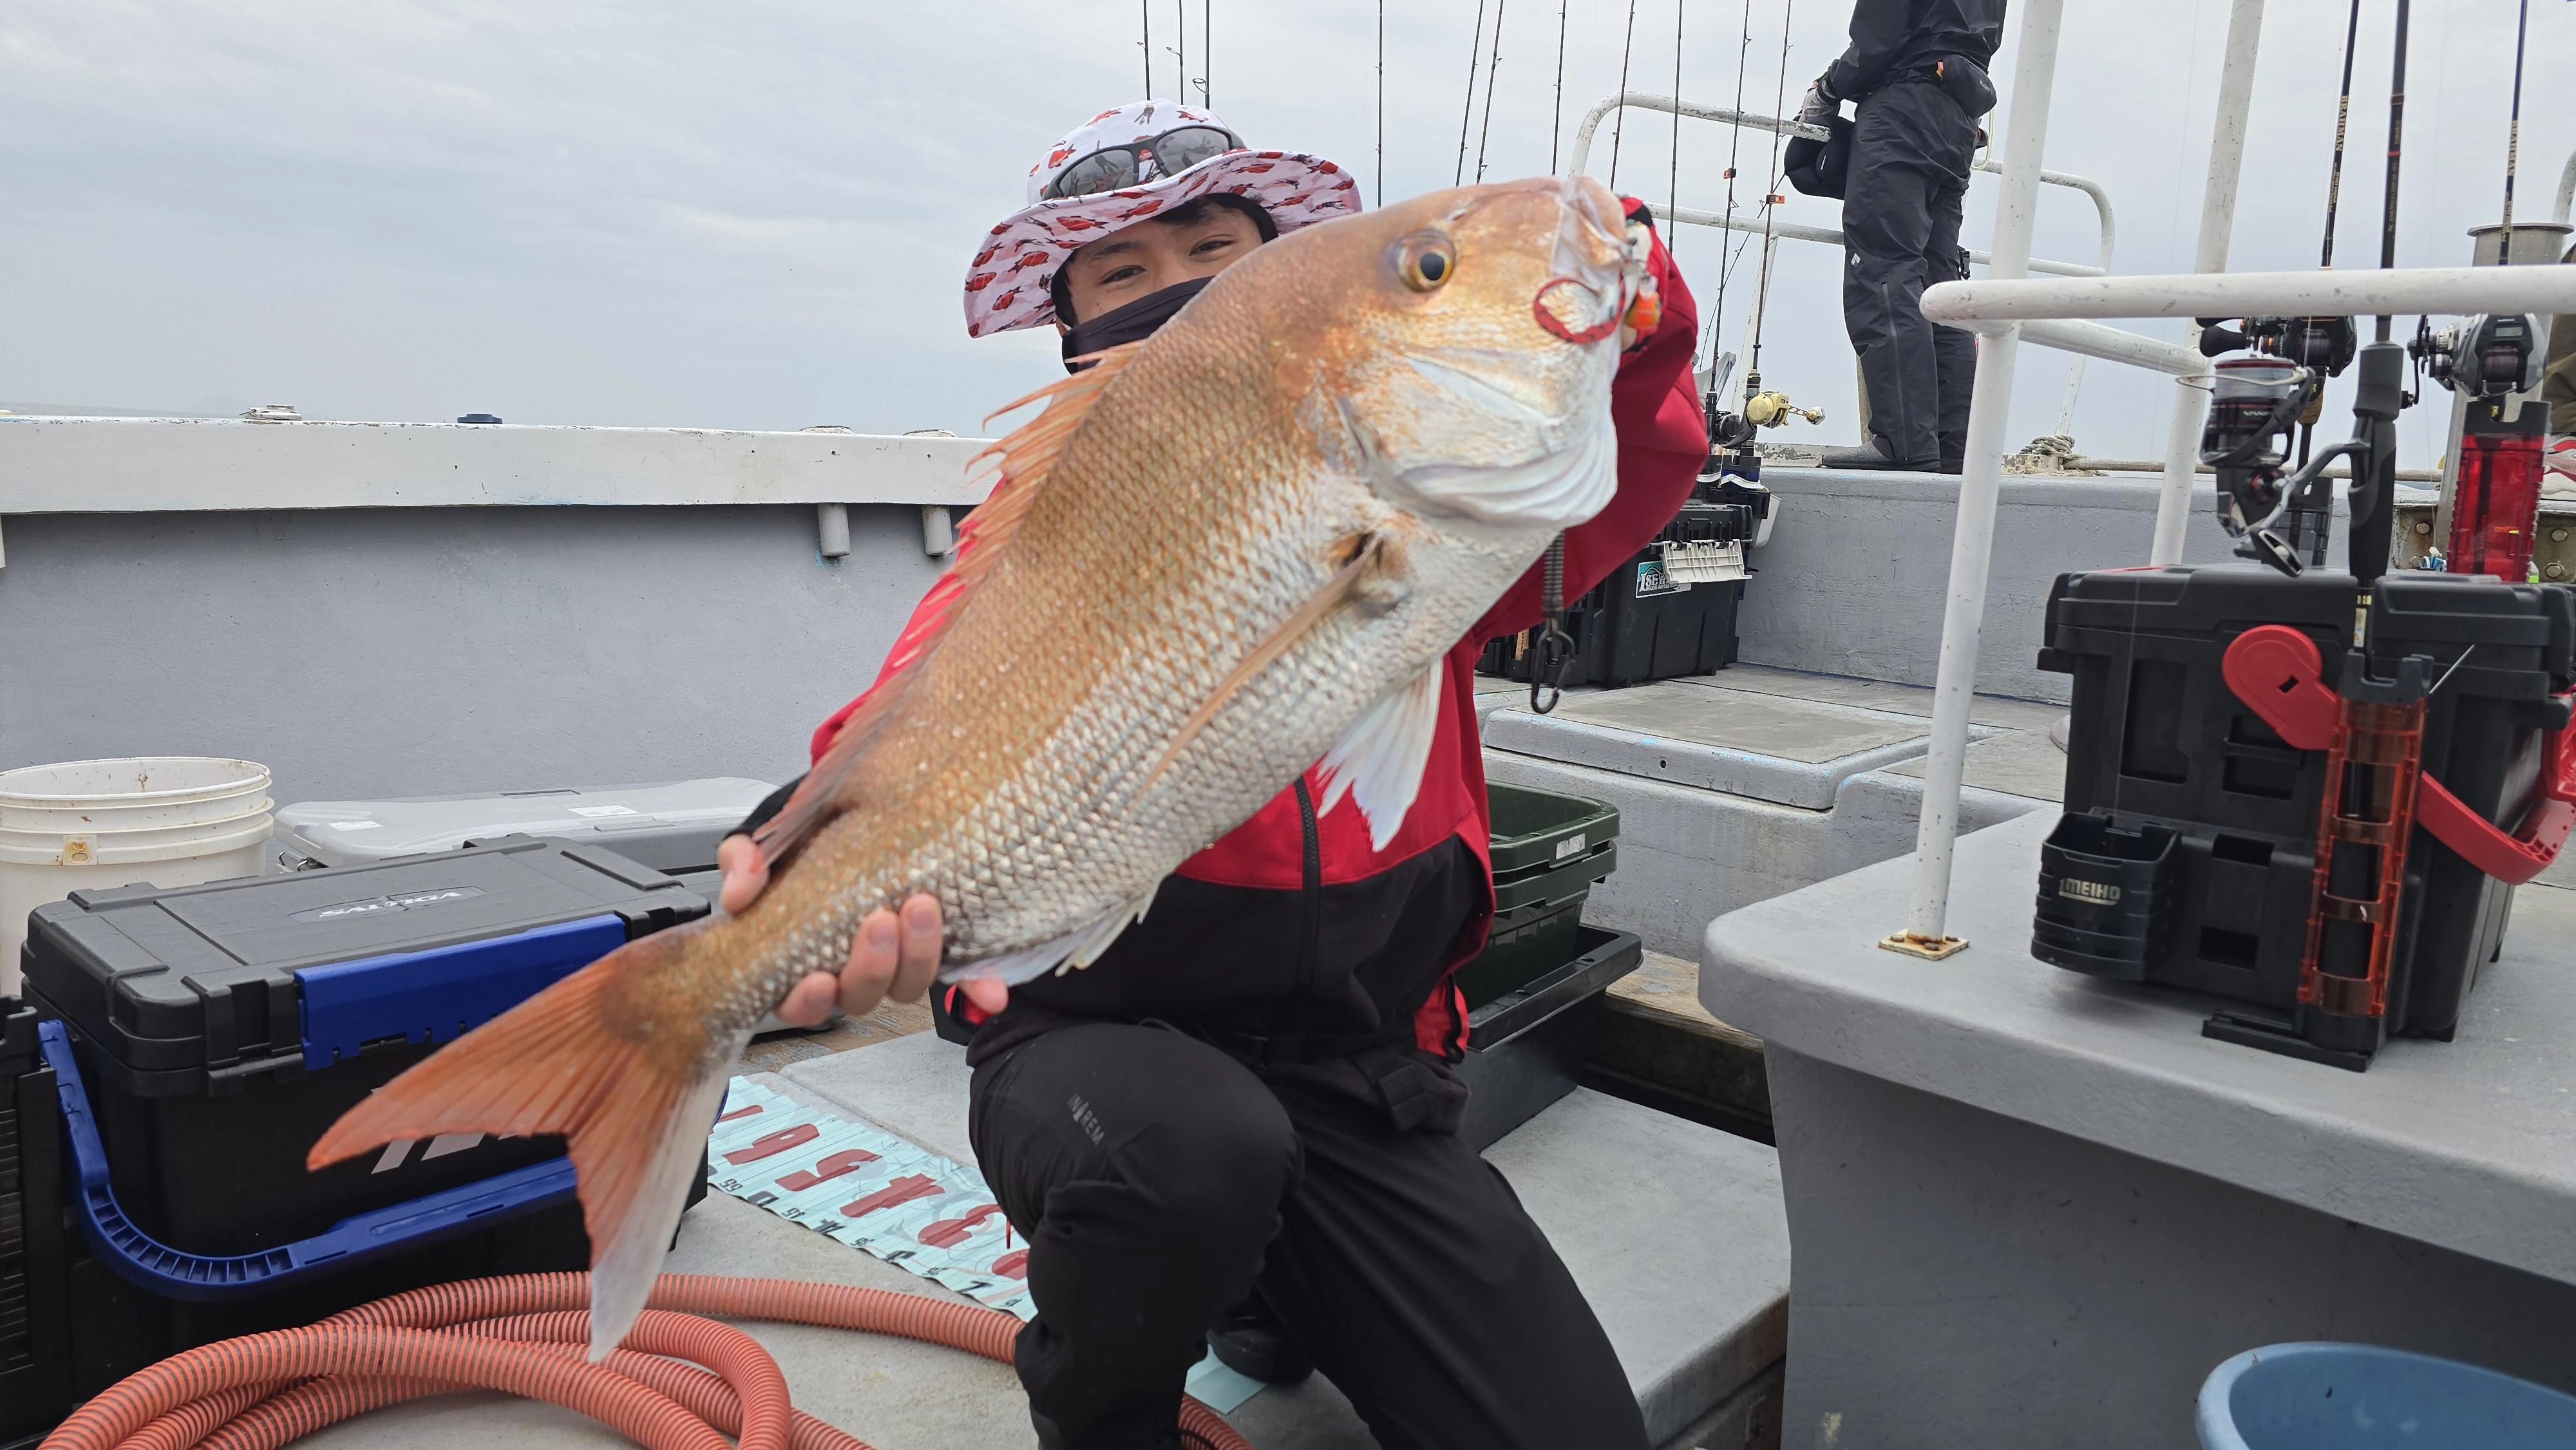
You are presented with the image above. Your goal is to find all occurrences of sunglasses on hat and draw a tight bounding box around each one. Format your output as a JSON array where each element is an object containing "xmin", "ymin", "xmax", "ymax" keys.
[{"xmin": 1041, "ymin": 124, "xmax": 1244, "ymax": 200}]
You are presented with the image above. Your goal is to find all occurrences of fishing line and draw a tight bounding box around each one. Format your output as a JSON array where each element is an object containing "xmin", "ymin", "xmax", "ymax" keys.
[
  {"xmin": 1456, "ymin": 0, "xmax": 1489, "ymax": 185},
  {"xmin": 1203, "ymin": 0, "xmax": 1211, "ymax": 104},
  {"xmin": 1475, "ymin": 0, "xmax": 1509, "ymax": 183},
  {"xmin": 2498, "ymin": 0, "xmax": 2528, "ymax": 231},
  {"xmin": 1609, "ymin": 0, "xmax": 1640, "ymax": 187},
  {"xmin": 1378, "ymin": 0, "xmax": 1387, "ymax": 205},
  {"xmin": 1174, "ymin": 0, "xmax": 1185, "ymax": 100},
  {"xmin": 1668, "ymin": 0, "xmax": 1687, "ymax": 264},
  {"xmin": 2317, "ymin": 0, "xmax": 2362, "ymax": 267},
  {"xmin": 1550, "ymin": 0, "xmax": 1569, "ymax": 172},
  {"xmin": 1141, "ymin": 1, "xmax": 1153, "ymax": 97}
]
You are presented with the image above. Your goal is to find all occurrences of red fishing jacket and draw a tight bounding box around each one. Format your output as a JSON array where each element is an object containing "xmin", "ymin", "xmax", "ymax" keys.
[{"xmin": 808, "ymin": 205, "xmax": 1705, "ymax": 1091}]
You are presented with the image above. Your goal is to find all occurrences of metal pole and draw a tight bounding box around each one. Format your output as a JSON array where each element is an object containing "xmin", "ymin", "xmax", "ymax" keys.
[
  {"xmin": 1645, "ymin": 200, "xmax": 2105, "ymax": 277},
  {"xmin": 1888, "ymin": 0, "xmax": 2065, "ymax": 958},
  {"xmin": 2151, "ymin": 0, "xmax": 2266, "ymax": 568},
  {"xmin": 1921, "ymin": 267, "xmax": 2576, "ymax": 323}
]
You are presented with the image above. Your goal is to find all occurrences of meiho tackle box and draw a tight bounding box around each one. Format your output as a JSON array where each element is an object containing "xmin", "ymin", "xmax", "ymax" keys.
[
  {"xmin": 1477, "ymin": 498, "xmax": 1752, "ymax": 692},
  {"xmin": 2032, "ymin": 565, "xmax": 2576, "ymax": 1045},
  {"xmin": 272, "ymin": 777, "xmax": 773, "ymax": 876},
  {"xmin": 1457, "ymin": 784, "xmax": 1620, "ymax": 1010},
  {"xmin": 14, "ymin": 835, "xmax": 714, "ymax": 1410}
]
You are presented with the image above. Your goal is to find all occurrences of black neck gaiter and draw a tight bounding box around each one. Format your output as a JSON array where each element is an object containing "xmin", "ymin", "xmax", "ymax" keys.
[{"xmin": 1060, "ymin": 276, "xmax": 1213, "ymax": 372}]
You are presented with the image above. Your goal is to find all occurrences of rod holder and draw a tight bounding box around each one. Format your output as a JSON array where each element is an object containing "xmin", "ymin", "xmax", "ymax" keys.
[
  {"xmin": 815, "ymin": 502, "xmax": 851, "ymax": 560},
  {"xmin": 921, "ymin": 505, "xmax": 957, "ymax": 558}
]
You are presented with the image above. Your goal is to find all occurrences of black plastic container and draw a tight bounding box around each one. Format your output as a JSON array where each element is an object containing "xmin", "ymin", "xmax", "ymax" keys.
[
  {"xmin": 1459, "ymin": 784, "xmax": 1621, "ymax": 1008},
  {"xmin": 1457, "ymin": 926, "xmax": 1643, "ymax": 1151},
  {"xmin": 16, "ymin": 836, "xmax": 715, "ymax": 1417},
  {"xmin": 2037, "ymin": 565, "xmax": 2575, "ymax": 1046},
  {"xmin": 0, "ymin": 1000, "xmax": 73, "ymax": 1447},
  {"xmin": 2032, "ymin": 814, "xmax": 2179, "ymax": 979}
]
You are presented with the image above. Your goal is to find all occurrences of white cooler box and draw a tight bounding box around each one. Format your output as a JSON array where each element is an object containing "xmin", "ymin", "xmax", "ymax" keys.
[{"xmin": 272, "ymin": 778, "xmax": 774, "ymax": 876}]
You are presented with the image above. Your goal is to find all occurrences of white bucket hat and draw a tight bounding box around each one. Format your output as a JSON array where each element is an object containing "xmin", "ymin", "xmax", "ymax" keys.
[{"xmin": 962, "ymin": 99, "xmax": 1362, "ymax": 338}]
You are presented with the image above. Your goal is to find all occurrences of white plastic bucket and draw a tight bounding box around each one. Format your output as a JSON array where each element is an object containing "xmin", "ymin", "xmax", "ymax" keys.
[{"xmin": 0, "ymin": 757, "xmax": 273, "ymax": 996}]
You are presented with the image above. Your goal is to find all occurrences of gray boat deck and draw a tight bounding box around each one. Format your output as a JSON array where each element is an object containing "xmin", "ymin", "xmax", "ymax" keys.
[{"xmin": 288, "ymin": 1033, "xmax": 1791, "ymax": 1450}]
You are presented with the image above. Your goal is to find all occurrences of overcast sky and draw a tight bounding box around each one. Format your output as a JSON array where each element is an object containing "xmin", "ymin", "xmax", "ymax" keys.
[{"xmin": 3, "ymin": 0, "xmax": 2567, "ymax": 465}]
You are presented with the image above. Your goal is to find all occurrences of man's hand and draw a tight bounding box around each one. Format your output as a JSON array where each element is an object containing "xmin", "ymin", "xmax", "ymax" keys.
[
  {"xmin": 1797, "ymin": 78, "xmax": 1837, "ymax": 124},
  {"xmin": 717, "ymin": 835, "xmax": 1004, "ymax": 1025}
]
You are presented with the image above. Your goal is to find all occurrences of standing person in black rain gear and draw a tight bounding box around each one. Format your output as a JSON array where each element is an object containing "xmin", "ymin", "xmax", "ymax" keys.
[{"xmin": 1803, "ymin": 0, "xmax": 2005, "ymax": 473}]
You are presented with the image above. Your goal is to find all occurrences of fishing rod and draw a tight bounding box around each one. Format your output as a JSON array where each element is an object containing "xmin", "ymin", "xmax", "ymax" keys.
[
  {"xmin": 1608, "ymin": 0, "xmax": 1639, "ymax": 187},
  {"xmin": 2498, "ymin": 0, "xmax": 2528, "ymax": 232},
  {"xmin": 1668, "ymin": 0, "xmax": 1686, "ymax": 261},
  {"xmin": 1701, "ymin": 0, "xmax": 1756, "ymax": 408},
  {"xmin": 1474, "ymin": 0, "xmax": 1509, "ymax": 183},
  {"xmin": 1456, "ymin": 0, "xmax": 1488, "ymax": 186},
  {"xmin": 1705, "ymin": 0, "xmax": 1823, "ymax": 485},
  {"xmin": 1550, "ymin": 0, "xmax": 1569, "ymax": 172}
]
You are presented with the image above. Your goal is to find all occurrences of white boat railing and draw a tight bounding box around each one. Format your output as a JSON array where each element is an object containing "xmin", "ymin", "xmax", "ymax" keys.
[
  {"xmin": 1567, "ymin": 89, "xmax": 2123, "ymax": 442},
  {"xmin": 0, "ymin": 416, "xmax": 992, "ymax": 567}
]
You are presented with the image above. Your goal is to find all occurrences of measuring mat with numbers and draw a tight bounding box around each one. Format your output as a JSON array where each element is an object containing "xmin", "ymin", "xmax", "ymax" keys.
[{"xmin": 706, "ymin": 1076, "xmax": 1032, "ymax": 1318}]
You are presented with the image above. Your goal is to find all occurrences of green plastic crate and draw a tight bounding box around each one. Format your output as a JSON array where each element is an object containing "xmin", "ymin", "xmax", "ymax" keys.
[{"xmin": 1462, "ymin": 784, "xmax": 1620, "ymax": 1008}]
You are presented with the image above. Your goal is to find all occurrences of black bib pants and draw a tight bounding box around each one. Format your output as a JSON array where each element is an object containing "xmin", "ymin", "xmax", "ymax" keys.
[
  {"xmin": 967, "ymin": 1021, "xmax": 1649, "ymax": 1450},
  {"xmin": 1841, "ymin": 77, "xmax": 1982, "ymax": 468}
]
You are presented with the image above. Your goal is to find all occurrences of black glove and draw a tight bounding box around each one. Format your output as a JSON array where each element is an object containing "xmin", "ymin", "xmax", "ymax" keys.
[{"xmin": 1797, "ymin": 77, "xmax": 1837, "ymax": 124}]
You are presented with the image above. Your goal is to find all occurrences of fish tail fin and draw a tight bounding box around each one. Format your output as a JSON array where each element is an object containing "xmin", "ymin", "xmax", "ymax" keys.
[{"xmin": 306, "ymin": 927, "xmax": 733, "ymax": 1361}]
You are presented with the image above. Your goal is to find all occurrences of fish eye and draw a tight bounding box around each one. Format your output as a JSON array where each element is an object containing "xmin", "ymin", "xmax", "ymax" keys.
[{"xmin": 1397, "ymin": 233, "xmax": 1455, "ymax": 292}]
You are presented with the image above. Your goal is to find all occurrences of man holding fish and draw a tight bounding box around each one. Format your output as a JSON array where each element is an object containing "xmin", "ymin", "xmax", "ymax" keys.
[{"xmin": 316, "ymin": 100, "xmax": 1711, "ymax": 1450}]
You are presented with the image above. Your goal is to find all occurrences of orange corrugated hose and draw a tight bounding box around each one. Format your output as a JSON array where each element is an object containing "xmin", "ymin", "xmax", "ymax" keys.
[{"xmin": 41, "ymin": 1272, "xmax": 1253, "ymax": 1450}]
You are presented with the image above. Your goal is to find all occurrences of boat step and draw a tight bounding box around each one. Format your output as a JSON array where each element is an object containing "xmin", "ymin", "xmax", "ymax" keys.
[{"xmin": 1482, "ymin": 666, "xmax": 2067, "ymax": 959}]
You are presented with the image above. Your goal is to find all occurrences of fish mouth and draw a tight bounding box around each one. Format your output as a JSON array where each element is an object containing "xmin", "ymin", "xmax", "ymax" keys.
[{"xmin": 1534, "ymin": 176, "xmax": 1633, "ymax": 344}]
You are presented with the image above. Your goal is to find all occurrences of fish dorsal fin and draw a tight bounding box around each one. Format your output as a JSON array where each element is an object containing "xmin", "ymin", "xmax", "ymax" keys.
[{"xmin": 748, "ymin": 341, "xmax": 1148, "ymax": 872}]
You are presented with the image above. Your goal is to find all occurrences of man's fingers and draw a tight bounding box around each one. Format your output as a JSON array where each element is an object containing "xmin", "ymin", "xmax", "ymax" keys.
[
  {"xmin": 773, "ymin": 972, "xmax": 838, "ymax": 1028},
  {"xmin": 959, "ymin": 975, "xmax": 1010, "ymax": 1015},
  {"xmin": 887, "ymin": 894, "xmax": 943, "ymax": 1004},
  {"xmin": 837, "ymin": 907, "xmax": 903, "ymax": 1018},
  {"xmin": 716, "ymin": 836, "xmax": 769, "ymax": 916}
]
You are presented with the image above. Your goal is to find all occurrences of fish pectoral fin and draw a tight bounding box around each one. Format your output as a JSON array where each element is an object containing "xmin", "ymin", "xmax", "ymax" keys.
[
  {"xmin": 1317, "ymin": 659, "xmax": 1446, "ymax": 852},
  {"xmin": 1143, "ymin": 535, "xmax": 1404, "ymax": 792},
  {"xmin": 947, "ymin": 885, "xmax": 1161, "ymax": 988},
  {"xmin": 306, "ymin": 925, "xmax": 741, "ymax": 1360}
]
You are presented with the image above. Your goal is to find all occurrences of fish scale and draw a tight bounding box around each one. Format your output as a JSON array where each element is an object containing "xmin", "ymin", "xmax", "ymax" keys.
[{"xmin": 310, "ymin": 173, "xmax": 1645, "ymax": 1359}]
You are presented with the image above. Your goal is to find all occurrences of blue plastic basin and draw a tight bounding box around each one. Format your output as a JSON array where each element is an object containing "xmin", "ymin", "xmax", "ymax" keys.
[{"xmin": 2200, "ymin": 1342, "xmax": 2576, "ymax": 1449}]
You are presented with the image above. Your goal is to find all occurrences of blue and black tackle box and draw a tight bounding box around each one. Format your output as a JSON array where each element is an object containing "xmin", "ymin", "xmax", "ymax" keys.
[{"xmin": 10, "ymin": 834, "xmax": 713, "ymax": 1425}]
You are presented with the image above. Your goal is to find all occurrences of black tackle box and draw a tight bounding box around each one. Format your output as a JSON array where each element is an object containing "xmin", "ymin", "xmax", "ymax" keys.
[
  {"xmin": 14, "ymin": 834, "xmax": 714, "ymax": 1411},
  {"xmin": 1, "ymin": 999, "xmax": 71, "ymax": 1447},
  {"xmin": 1477, "ymin": 499, "xmax": 1752, "ymax": 691},
  {"xmin": 2033, "ymin": 565, "xmax": 2576, "ymax": 1042}
]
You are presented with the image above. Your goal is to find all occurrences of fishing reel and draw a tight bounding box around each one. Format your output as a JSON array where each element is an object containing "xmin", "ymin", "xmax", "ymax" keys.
[
  {"xmin": 2410, "ymin": 313, "xmax": 2544, "ymax": 399},
  {"xmin": 2197, "ymin": 315, "xmax": 2358, "ymax": 379},
  {"xmin": 1742, "ymin": 390, "xmax": 1824, "ymax": 429},
  {"xmin": 2201, "ymin": 356, "xmax": 2328, "ymax": 577}
]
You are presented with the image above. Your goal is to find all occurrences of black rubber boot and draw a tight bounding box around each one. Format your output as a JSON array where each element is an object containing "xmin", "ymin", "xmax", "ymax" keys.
[
  {"xmin": 1206, "ymin": 1293, "xmax": 1314, "ymax": 1384},
  {"xmin": 1818, "ymin": 437, "xmax": 1937, "ymax": 471}
]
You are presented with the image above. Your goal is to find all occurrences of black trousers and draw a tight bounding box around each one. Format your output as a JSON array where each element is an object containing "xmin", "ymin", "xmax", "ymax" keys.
[
  {"xmin": 1841, "ymin": 79, "xmax": 1980, "ymax": 466},
  {"xmin": 967, "ymin": 1022, "xmax": 1648, "ymax": 1450}
]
